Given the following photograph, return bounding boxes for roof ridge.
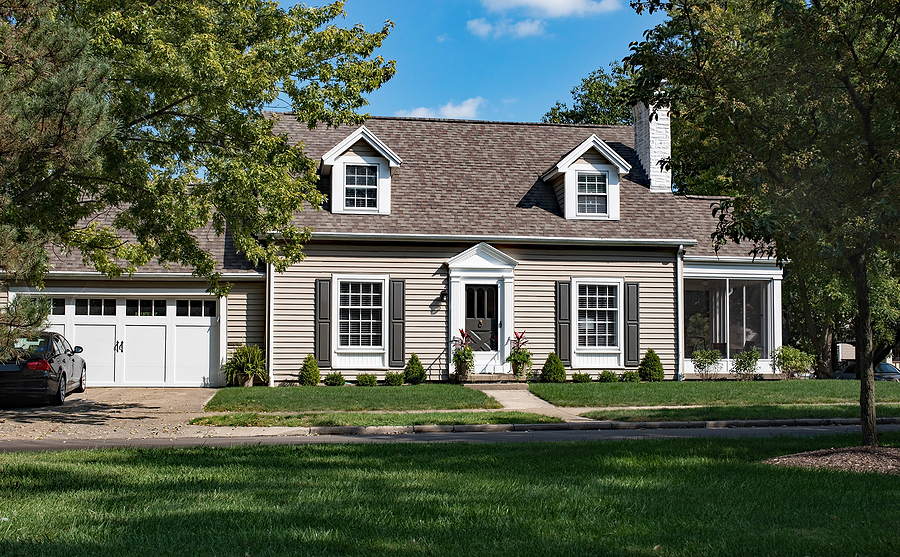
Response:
[264,110,632,129]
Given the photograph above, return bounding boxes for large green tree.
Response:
[628,0,900,446]
[542,61,634,125]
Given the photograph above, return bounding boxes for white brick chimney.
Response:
[632,102,672,193]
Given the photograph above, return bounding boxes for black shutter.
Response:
[556,281,571,366]
[314,279,331,368]
[624,282,640,367]
[389,279,406,368]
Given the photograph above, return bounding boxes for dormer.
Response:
[541,135,631,221]
[321,126,402,215]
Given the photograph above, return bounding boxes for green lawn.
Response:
[205,384,502,412]
[1,434,898,556]
[530,380,900,407]
[581,403,900,422]
[191,411,562,427]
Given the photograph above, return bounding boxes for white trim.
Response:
[218,295,228,387]
[266,261,275,387]
[676,245,685,380]
[683,259,783,280]
[563,164,621,221]
[571,278,625,367]
[321,125,402,169]
[331,156,392,215]
[304,231,698,247]
[331,273,390,369]
[542,134,631,180]
[43,271,264,279]
[12,285,221,297]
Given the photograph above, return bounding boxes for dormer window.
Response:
[345,165,378,209]
[577,172,608,215]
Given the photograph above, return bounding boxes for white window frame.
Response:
[576,171,609,216]
[571,277,624,356]
[564,163,620,220]
[331,274,389,369]
[331,155,392,215]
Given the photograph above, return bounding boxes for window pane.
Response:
[176,300,189,316]
[51,299,65,315]
[577,284,618,348]
[337,281,383,348]
[89,299,102,316]
[103,299,116,316]
[204,300,216,317]
[126,299,138,316]
[190,300,202,316]
[154,300,167,317]
[75,299,88,315]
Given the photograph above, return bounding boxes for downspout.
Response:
[266,261,275,387]
[676,244,685,380]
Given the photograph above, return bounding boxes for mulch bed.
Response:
[765,446,900,475]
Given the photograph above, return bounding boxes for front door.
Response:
[466,284,499,373]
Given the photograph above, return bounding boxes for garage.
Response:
[14,289,225,387]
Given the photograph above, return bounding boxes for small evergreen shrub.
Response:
[620,370,640,383]
[571,372,592,383]
[638,348,665,382]
[404,353,426,385]
[731,347,760,380]
[356,373,377,387]
[540,352,566,383]
[598,369,619,383]
[384,371,405,386]
[222,344,267,386]
[691,349,722,381]
[298,354,320,386]
[323,371,345,386]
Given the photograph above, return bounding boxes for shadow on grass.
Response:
[1,433,898,556]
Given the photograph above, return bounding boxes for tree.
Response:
[627,0,900,446]
[542,61,634,125]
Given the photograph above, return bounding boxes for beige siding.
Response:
[344,140,379,158]
[0,284,7,307]
[271,244,679,383]
[575,147,611,166]
[551,174,565,212]
[226,282,266,354]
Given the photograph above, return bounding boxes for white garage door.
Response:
[40,296,221,387]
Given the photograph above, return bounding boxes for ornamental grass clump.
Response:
[620,370,640,383]
[222,344,267,387]
[598,369,619,383]
[540,352,566,383]
[298,354,320,386]
[571,372,592,383]
[356,373,376,387]
[691,349,722,381]
[638,348,664,382]
[323,372,345,386]
[384,371,405,386]
[404,353,426,385]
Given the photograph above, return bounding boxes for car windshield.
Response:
[12,335,50,354]
[876,363,900,375]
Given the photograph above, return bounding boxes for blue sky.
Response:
[313,0,667,123]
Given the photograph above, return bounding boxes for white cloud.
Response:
[436,33,449,43]
[481,0,623,17]
[466,17,547,39]
[502,97,518,105]
[394,97,486,120]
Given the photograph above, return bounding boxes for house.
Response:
[4,105,783,386]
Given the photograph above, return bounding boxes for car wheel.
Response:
[50,374,66,406]
[73,365,86,393]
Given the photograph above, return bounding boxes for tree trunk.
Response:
[849,251,878,447]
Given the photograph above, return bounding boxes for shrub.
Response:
[620,370,640,383]
[356,373,377,387]
[222,344,267,386]
[598,369,619,383]
[298,354,320,386]
[505,330,533,381]
[638,348,665,382]
[540,352,566,383]
[771,346,815,378]
[571,372,592,383]
[731,347,760,380]
[404,353,426,385]
[323,372,345,386]
[691,349,722,381]
[451,329,475,383]
[384,371,405,386]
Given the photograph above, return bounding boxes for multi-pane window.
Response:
[577,284,618,347]
[345,165,378,208]
[75,298,116,316]
[577,172,607,215]
[338,281,383,347]
[175,300,216,317]
[126,299,167,317]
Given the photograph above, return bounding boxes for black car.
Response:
[0,332,86,405]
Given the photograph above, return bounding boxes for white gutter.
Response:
[306,231,699,248]
[676,244,685,381]
[682,255,778,264]
[266,261,275,387]
[43,271,265,280]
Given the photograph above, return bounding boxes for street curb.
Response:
[302,417,900,436]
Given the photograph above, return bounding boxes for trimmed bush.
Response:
[356,373,377,387]
[620,370,640,383]
[540,352,566,383]
[404,353,426,385]
[384,371,405,386]
[298,354,320,386]
[571,372,592,383]
[638,348,665,382]
[691,349,722,381]
[731,347,760,380]
[771,346,815,378]
[222,344,267,386]
[323,372,345,386]
[598,369,619,383]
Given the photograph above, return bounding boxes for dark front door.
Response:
[465,284,498,351]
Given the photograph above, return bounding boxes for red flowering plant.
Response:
[505,330,533,381]
[451,329,475,383]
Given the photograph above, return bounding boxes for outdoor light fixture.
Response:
[439,289,448,303]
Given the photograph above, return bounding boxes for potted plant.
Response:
[222,344,267,387]
[505,330,532,381]
[452,329,474,383]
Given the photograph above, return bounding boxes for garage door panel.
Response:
[73,324,117,385]
[176,324,217,386]
[124,324,167,385]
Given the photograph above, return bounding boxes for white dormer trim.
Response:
[321,126,401,216]
[541,134,631,182]
[321,125,402,170]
